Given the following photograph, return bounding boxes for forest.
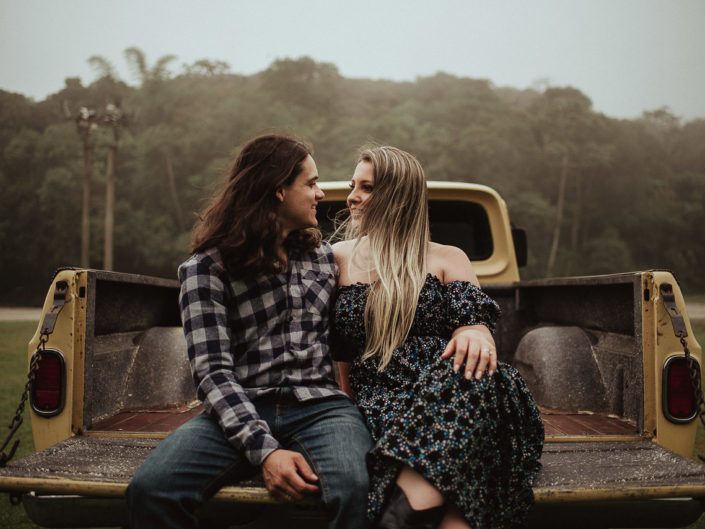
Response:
[1,50,703,305]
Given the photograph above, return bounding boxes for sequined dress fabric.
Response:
[333,274,544,528]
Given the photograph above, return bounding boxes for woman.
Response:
[331,146,544,529]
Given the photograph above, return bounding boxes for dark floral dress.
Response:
[332,274,544,529]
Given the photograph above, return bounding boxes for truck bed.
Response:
[4,269,703,528]
[3,435,705,499]
[4,403,692,503]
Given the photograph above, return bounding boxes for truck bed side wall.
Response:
[83,271,185,428]
[80,271,645,431]
[484,274,643,428]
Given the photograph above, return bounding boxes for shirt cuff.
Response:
[244,432,282,467]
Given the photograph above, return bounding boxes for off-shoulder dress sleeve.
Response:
[444,281,501,334]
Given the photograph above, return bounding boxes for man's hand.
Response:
[261,449,319,502]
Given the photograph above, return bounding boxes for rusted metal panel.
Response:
[541,411,637,436]
[90,405,202,432]
[534,441,705,502]
[86,406,635,437]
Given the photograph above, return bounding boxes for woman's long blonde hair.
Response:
[345,146,430,371]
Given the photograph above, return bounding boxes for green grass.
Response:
[0,321,42,529]
[1,320,704,528]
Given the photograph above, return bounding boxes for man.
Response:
[126,134,372,529]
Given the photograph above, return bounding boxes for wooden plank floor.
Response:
[540,407,637,436]
[90,404,638,437]
[90,404,203,433]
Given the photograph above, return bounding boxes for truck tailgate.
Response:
[1,437,704,503]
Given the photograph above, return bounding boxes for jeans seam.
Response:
[274,399,280,435]
[289,433,328,503]
[198,459,250,502]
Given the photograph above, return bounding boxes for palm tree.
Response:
[87,55,119,81]
[124,47,177,86]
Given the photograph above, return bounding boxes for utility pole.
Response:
[75,107,97,268]
[102,103,124,271]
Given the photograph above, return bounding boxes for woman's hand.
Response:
[337,362,353,397]
[441,325,497,380]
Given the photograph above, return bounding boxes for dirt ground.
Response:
[689,303,705,320]
[0,307,42,321]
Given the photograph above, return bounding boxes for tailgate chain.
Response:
[660,283,705,462]
[0,280,69,467]
[679,336,705,429]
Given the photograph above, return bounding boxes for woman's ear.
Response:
[275,187,285,202]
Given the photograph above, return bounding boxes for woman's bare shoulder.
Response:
[428,242,478,285]
[428,241,467,259]
[332,239,355,256]
[332,239,354,268]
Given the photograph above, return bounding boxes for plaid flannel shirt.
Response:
[178,241,346,466]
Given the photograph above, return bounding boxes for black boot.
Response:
[375,484,445,529]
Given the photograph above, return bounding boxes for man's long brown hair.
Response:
[191,134,321,276]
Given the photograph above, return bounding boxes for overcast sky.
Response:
[2,0,704,121]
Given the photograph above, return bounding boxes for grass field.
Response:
[1,319,704,528]
[0,321,47,529]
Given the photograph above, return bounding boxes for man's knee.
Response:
[127,458,167,506]
[323,462,369,529]
[327,433,371,504]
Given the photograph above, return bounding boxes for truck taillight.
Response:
[662,355,699,424]
[30,349,66,417]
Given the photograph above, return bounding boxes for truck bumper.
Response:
[531,498,705,528]
[16,492,705,529]
[18,492,318,528]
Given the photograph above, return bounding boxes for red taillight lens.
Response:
[663,356,698,423]
[31,349,65,417]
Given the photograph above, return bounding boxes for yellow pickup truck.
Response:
[1,181,704,528]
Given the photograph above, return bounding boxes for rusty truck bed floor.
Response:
[88,405,638,437]
[539,407,637,436]
[89,403,203,433]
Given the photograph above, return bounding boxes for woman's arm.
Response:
[337,361,353,396]
[433,243,498,379]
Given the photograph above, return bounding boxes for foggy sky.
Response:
[2,0,704,121]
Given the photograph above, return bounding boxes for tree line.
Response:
[1,51,703,305]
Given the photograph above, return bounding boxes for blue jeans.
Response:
[126,391,372,529]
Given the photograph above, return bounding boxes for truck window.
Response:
[318,200,493,261]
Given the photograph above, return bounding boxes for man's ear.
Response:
[275,187,285,202]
